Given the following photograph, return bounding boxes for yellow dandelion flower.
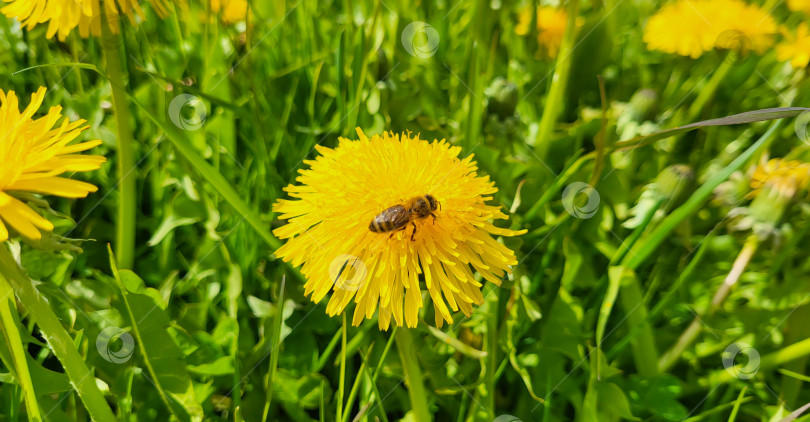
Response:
[643,0,777,58]
[2,0,173,40]
[777,24,810,69]
[0,87,105,242]
[516,6,572,58]
[272,129,525,329]
[749,158,810,199]
[210,0,247,24]
[788,0,810,14]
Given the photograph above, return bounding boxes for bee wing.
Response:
[378,205,411,226]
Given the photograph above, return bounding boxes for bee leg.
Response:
[410,222,418,241]
[431,213,437,224]
[389,226,407,239]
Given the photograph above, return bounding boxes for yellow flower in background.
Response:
[516,6,572,58]
[0,87,105,242]
[788,0,810,14]
[644,0,777,58]
[777,24,810,69]
[210,0,247,24]
[749,159,810,199]
[273,129,525,329]
[2,0,173,40]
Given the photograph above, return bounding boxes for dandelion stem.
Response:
[395,328,431,422]
[0,274,41,421]
[0,246,116,422]
[337,313,347,422]
[484,291,499,419]
[102,24,137,270]
[534,0,581,161]
[659,235,759,372]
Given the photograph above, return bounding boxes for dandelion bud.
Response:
[655,164,695,211]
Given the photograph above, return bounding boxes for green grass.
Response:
[2,0,810,421]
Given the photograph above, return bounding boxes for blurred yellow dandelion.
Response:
[273,129,525,329]
[2,0,173,40]
[643,0,777,58]
[749,158,810,199]
[210,0,247,24]
[787,0,810,14]
[516,6,573,58]
[0,87,105,242]
[777,24,810,69]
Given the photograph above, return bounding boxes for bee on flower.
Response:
[272,129,525,329]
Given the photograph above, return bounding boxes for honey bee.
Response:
[369,195,440,240]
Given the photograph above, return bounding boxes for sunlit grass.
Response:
[0,0,810,421]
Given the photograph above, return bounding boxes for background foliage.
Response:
[2,0,810,421]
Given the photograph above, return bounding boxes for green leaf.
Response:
[597,382,638,420]
[108,247,203,422]
[627,375,688,421]
[614,107,809,151]
[188,356,234,377]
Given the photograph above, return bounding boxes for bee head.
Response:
[425,194,439,212]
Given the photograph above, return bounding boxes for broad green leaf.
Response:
[108,248,203,421]
[597,382,638,420]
